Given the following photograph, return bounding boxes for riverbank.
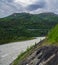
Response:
[0,37,34,45]
[0,37,45,65]
[11,38,46,65]
[11,38,58,65]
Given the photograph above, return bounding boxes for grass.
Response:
[48,24,58,43]
[41,39,58,46]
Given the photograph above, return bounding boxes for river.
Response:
[0,37,45,65]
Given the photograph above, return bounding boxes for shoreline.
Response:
[10,37,46,65]
[0,37,45,65]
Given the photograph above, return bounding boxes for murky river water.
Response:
[0,37,45,65]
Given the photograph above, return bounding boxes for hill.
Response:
[11,24,58,65]
[48,24,58,43]
[0,13,58,44]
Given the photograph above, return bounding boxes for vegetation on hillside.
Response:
[48,24,58,43]
[0,13,58,44]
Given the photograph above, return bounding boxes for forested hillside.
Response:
[0,13,58,44]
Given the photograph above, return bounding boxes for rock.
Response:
[21,46,58,65]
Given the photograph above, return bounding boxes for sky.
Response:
[0,0,58,18]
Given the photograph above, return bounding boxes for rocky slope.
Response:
[20,46,58,65]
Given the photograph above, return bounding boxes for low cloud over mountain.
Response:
[0,0,58,18]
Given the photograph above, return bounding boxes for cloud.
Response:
[0,0,25,17]
[0,0,58,18]
[29,0,58,14]
[26,1,46,11]
[6,0,14,2]
[45,0,58,14]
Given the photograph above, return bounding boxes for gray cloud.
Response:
[26,1,46,11]
[0,0,14,3]
[0,0,25,18]
[0,0,58,18]
[7,0,14,2]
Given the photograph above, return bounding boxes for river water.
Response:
[0,37,45,65]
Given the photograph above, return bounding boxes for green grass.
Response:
[41,24,58,46]
[48,24,58,44]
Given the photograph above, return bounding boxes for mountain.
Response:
[0,12,58,44]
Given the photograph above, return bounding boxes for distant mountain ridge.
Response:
[6,12,58,18]
[0,12,58,44]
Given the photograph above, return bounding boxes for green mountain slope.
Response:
[48,24,58,43]
[0,13,58,44]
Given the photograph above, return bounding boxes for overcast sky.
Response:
[0,0,58,18]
